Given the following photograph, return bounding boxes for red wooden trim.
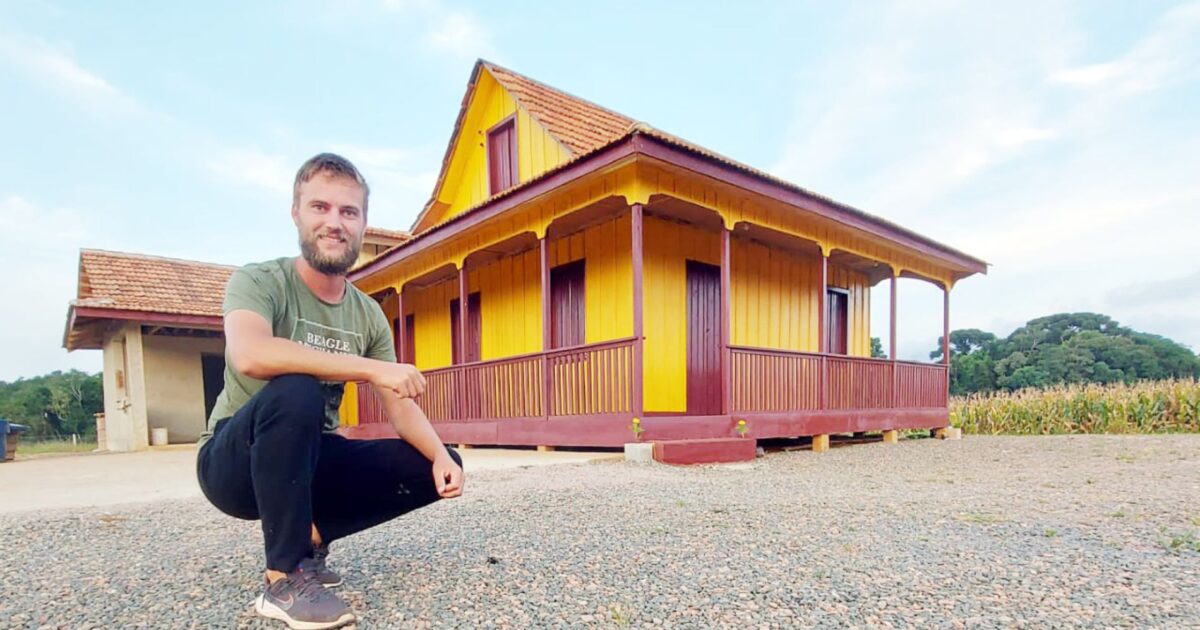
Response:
[942,286,950,366]
[890,274,898,410]
[72,307,223,329]
[943,286,951,401]
[395,290,405,362]
[818,254,828,409]
[539,237,551,417]
[720,227,731,416]
[353,139,639,280]
[631,203,645,420]
[356,133,985,284]
[633,135,988,273]
[889,276,897,360]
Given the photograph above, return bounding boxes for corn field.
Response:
[951,378,1200,435]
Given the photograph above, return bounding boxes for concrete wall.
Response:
[142,334,225,443]
[101,322,149,452]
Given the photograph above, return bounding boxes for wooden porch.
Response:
[347,340,949,446]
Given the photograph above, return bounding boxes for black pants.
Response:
[197,374,461,572]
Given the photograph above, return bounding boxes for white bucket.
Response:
[150,427,169,446]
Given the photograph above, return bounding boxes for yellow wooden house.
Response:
[342,60,987,446]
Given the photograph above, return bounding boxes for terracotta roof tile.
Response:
[74,249,235,318]
[484,62,635,155]
[364,226,412,242]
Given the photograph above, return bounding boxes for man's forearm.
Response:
[237,336,380,383]
[376,387,450,462]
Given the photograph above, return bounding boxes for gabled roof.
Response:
[484,61,634,155]
[411,60,637,233]
[74,249,234,317]
[65,249,235,350]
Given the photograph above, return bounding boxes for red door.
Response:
[450,293,482,364]
[686,261,722,415]
[825,289,848,355]
[550,261,585,348]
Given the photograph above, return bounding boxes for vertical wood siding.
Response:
[431,70,571,227]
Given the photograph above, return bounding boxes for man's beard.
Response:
[299,230,361,275]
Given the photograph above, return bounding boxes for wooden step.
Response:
[653,438,756,465]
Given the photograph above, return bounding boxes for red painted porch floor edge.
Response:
[653,438,756,465]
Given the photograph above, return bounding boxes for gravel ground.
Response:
[3,434,1199,629]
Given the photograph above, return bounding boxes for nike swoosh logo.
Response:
[276,593,295,610]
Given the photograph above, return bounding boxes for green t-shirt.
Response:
[198,257,395,448]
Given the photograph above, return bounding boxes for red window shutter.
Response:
[550,261,585,348]
[487,117,517,195]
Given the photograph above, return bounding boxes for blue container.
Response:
[0,419,8,462]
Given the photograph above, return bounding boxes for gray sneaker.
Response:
[254,566,356,629]
[310,544,343,588]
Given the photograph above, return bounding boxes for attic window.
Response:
[487,116,518,195]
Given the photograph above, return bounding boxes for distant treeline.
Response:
[927,313,1199,396]
[0,370,103,440]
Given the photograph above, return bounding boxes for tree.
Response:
[931,312,1200,395]
[870,337,886,358]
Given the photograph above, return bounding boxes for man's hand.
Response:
[369,362,427,399]
[432,452,464,499]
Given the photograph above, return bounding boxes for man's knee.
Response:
[258,374,325,426]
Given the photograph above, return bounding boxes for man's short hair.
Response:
[292,153,370,215]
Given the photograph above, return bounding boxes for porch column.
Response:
[458,266,468,363]
[943,283,951,402]
[540,236,552,419]
[395,288,405,363]
[942,284,950,366]
[818,250,828,410]
[720,225,732,416]
[457,265,468,419]
[890,273,898,408]
[631,203,645,421]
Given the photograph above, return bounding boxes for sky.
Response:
[1,0,1197,381]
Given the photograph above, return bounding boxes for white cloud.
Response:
[424,10,494,59]
[331,143,437,229]
[376,0,495,60]
[1048,1,1200,94]
[0,33,143,114]
[0,195,102,381]
[206,148,294,198]
[771,2,1200,355]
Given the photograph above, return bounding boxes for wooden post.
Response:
[812,434,830,453]
[942,285,950,366]
[395,287,405,363]
[540,236,552,419]
[818,251,828,410]
[943,283,951,404]
[890,273,898,409]
[631,204,645,422]
[720,226,732,416]
[457,265,468,420]
[882,429,899,444]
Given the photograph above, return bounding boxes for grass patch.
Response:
[959,512,1004,525]
[15,438,97,457]
[1159,529,1200,554]
[1043,528,1058,538]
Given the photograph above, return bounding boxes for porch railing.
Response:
[355,337,636,424]
[356,340,947,426]
[730,345,947,413]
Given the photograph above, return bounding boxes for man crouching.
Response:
[196,153,463,629]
